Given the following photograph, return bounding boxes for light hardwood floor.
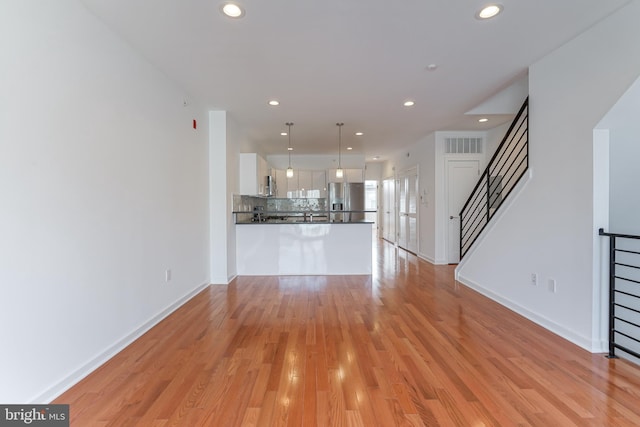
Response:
[56,238,640,426]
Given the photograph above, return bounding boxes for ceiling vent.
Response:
[445,137,483,154]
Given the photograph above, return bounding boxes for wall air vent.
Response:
[445,137,483,154]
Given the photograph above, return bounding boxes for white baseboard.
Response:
[33,282,210,404]
[418,252,448,265]
[456,274,597,353]
[592,340,608,354]
[418,253,435,264]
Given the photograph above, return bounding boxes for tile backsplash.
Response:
[233,195,327,213]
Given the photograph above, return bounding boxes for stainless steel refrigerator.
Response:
[328,182,365,222]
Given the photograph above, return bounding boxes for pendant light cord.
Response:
[286,122,294,178]
[337,122,344,169]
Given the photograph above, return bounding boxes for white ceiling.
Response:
[80,0,631,161]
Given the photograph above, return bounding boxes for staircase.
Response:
[459,97,529,258]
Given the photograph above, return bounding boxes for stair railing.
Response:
[459,97,529,259]
[599,228,640,360]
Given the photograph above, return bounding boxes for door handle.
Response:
[450,215,459,219]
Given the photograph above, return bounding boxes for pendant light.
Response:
[336,122,344,178]
[286,122,294,178]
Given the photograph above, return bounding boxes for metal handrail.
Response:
[459,97,529,258]
[599,228,640,360]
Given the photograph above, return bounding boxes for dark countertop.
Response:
[233,210,375,225]
[235,220,374,225]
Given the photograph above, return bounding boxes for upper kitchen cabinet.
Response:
[273,169,326,197]
[297,170,313,195]
[312,171,327,197]
[239,153,269,195]
[327,168,364,183]
[274,169,288,197]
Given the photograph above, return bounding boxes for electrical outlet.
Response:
[165,269,172,282]
[548,278,556,293]
[530,273,537,286]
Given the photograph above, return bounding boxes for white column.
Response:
[209,111,230,284]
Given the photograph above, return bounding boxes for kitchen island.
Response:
[235,221,373,275]
[233,194,374,275]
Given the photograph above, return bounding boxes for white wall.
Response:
[485,122,512,162]
[209,112,244,283]
[456,1,640,352]
[0,1,210,402]
[385,129,503,264]
[226,115,243,279]
[466,74,529,115]
[599,76,640,235]
[594,77,640,355]
[383,133,437,262]
[364,162,383,181]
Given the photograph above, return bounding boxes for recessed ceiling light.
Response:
[280,132,287,136]
[476,4,503,20]
[373,156,380,160]
[478,118,489,123]
[347,147,353,151]
[221,2,245,18]
[403,100,415,107]
[426,64,438,71]
[268,100,279,106]
[355,132,364,136]
[287,147,293,151]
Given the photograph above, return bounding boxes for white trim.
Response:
[592,129,610,354]
[418,253,435,264]
[381,176,397,244]
[396,165,419,254]
[456,274,598,352]
[418,252,448,265]
[32,282,210,404]
[444,156,483,264]
[211,276,231,285]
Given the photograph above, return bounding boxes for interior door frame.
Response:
[444,155,482,264]
[397,166,419,254]
[382,176,396,244]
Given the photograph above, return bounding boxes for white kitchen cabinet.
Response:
[236,223,373,275]
[239,153,268,195]
[297,170,312,194]
[312,171,327,197]
[274,169,288,197]
[275,169,300,197]
[273,169,326,197]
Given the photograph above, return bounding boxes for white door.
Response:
[407,172,418,253]
[398,168,418,254]
[382,178,396,243]
[447,160,480,263]
[364,180,378,230]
